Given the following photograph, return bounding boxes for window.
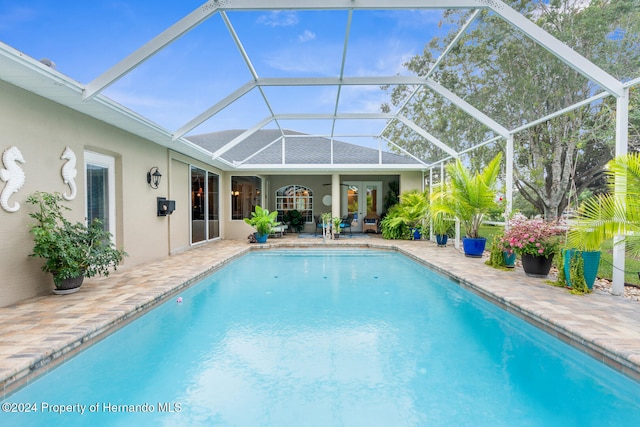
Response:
[231,176,262,220]
[275,185,313,223]
[85,151,115,241]
[192,166,220,243]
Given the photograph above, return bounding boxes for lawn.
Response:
[596,239,640,286]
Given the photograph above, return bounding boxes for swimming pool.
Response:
[2,248,640,426]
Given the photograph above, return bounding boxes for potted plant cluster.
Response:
[431,152,503,257]
[27,191,126,294]
[380,190,429,240]
[503,213,564,277]
[244,205,279,243]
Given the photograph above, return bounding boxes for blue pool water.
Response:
[3,249,640,426]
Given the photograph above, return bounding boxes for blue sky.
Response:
[0,1,450,147]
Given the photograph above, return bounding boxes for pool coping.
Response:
[1,237,640,398]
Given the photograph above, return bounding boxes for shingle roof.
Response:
[187,130,421,166]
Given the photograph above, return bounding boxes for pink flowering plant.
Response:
[503,214,564,258]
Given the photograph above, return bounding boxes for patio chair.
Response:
[339,214,354,236]
[362,214,380,234]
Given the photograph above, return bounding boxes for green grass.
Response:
[596,240,640,286]
[478,223,504,241]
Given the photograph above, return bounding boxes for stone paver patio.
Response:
[1,235,639,398]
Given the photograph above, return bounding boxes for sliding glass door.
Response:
[191,166,219,244]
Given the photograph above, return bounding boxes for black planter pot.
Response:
[521,253,554,278]
[53,275,84,295]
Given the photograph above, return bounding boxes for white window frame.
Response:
[84,151,116,241]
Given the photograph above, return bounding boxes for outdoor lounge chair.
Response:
[362,215,380,234]
[339,214,354,235]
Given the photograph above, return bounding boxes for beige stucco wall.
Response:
[0,80,174,307]
[169,156,192,252]
[398,171,424,194]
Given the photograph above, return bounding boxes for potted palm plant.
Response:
[27,192,126,294]
[431,211,453,247]
[431,152,503,257]
[244,205,279,243]
[565,153,640,290]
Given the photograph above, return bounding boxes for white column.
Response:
[429,168,434,242]
[505,135,514,219]
[331,173,341,219]
[612,89,629,296]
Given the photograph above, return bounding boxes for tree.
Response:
[382,0,640,219]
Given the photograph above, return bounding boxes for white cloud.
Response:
[263,43,341,75]
[257,11,299,27]
[298,30,316,43]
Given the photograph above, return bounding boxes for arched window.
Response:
[276,185,313,223]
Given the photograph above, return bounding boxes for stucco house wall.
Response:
[0,80,175,306]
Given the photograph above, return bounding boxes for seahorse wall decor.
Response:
[60,146,77,201]
[0,146,26,213]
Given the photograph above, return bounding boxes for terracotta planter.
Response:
[521,253,554,278]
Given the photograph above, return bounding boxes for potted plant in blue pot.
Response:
[431,153,503,257]
[431,211,452,247]
[244,206,279,243]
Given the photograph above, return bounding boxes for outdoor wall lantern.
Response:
[147,167,162,189]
